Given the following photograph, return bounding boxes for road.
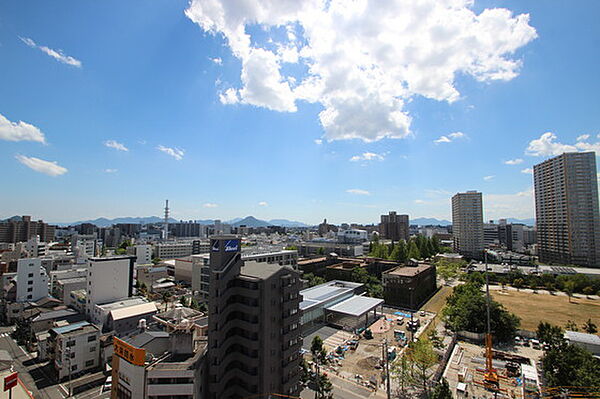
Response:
[300,373,386,399]
[0,326,109,399]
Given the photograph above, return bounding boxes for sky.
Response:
[1,0,599,225]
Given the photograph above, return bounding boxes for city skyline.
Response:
[2,1,600,224]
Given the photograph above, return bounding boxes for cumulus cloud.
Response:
[349,152,385,162]
[210,57,222,65]
[314,139,323,145]
[20,36,82,67]
[203,203,218,208]
[504,158,523,165]
[521,168,533,174]
[346,188,370,196]
[219,88,240,105]
[157,145,184,160]
[0,113,46,143]
[104,169,118,173]
[104,140,128,152]
[414,199,426,204]
[483,175,495,181]
[434,131,467,144]
[185,0,536,142]
[526,132,600,156]
[15,155,67,176]
[258,201,268,206]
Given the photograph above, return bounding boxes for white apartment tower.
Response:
[452,191,484,259]
[534,152,600,267]
[16,258,49,302]
[86,256,135,317]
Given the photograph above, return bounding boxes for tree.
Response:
[429,378,453,399]
[351,267,370,284]
[431,236,441,255]
[536,322,565,348]
[162,292,172,311]
[408,339,438,396]
[564,281,575,303]
[443,282,520,342]
[427,329,444,350]
[513,278,524,290]
[392,355,413,397]
[565,320,578,331]
[311,336,327,364]
[317,247,325,255]
[314,372,334,399]
[300,358,310,385]
[583,286,594,298]
[304,273,326,287]
[542,340,600,389]
[582,319,597,334]
[152,257,162,265]
[407,240,421,260]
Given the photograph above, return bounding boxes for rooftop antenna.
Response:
[164,199,170,240]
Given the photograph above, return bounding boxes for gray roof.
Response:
[127,331,169,348]
[32,308,81,322]
[241,260,290,280]
[325,295,384,317]
[565,330,600,345]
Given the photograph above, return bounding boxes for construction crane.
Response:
[483,249,500,392]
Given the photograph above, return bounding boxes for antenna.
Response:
[164,199,170,240]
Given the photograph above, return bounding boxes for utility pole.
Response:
[384,339,391,399]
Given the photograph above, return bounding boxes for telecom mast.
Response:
[163,199,170,240]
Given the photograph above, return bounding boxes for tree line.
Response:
[369,235,448,261]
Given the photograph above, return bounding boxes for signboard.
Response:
[224,239,239,252]
[211,239,220,252]
[4,372,18,391]
[113,337,146,366]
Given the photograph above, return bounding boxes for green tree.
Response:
[513,278,524,290]
[565,320,578,331]
[314,372,334,399]
[152,257,162,265]
[304,273,326,287]
[536,322,565,348]
[407,240,421,260]
[284,245,298,251]
[542,341,600,388]
[431,236,441,255]
[583,286,594,298]
[408,339,438,396]
[351,267,370,284]
[300,358,310,385]
[311,336,327,364]
[317,247,325,255]
[429,378,453,399]
[582,319,597,334]
[392,355,413,396]
[427,329,444,350]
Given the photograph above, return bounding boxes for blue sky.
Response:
[1,0,599,225]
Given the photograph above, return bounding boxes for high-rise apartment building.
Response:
[379,211,409,241]
[534,152,600,267]
[0,216,55,243]
[452,191,484,259]
[206,236,302,399]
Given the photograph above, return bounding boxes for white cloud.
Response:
[104,140,128,152]
[185,1,536,142]
[104,169,118,173]
[521,168,533,174]
[434,131,467,144]
[526,132,600,156]
[157,145,184,160]
[0,113,46,143]
[414,199,426,204]
[203,203,219,208]
[210,57,222,65]
[483,175,495,181]
[258,201,269,206]
[20,36,82,67]
[314,139,323,145]
[15,155,67,177]
[349,152,385,162]
[219,88,240,105]
[484,188,534,220]
[504,158,523,165]
[346,188,370,196]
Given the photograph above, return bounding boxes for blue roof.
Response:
[52,321,90,334]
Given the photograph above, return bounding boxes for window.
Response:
[89,346,96,352]
[27,280,33,285]
[28,273,34,278]
[27,295,32,299]
[71,365,77,371]
[85,360,94,367]
[27,288,32,292]
[87,335,96,342]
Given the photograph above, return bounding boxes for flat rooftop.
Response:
[110,302,157,321]
[300,280,362,311]
[325,295,383,317]
[384,264,433,277]
[96,296,148,310]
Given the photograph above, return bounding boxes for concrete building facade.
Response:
[206,236,302,399]
[534,152,600,267]
[452,191,484,259]
[86,257,135,318]
[16,258,48,302]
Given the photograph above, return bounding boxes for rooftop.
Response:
[300,280,362,311]
[53,321,99,337]
[96,296,148,310]
[110,302,157,321]
[565,330,600,345]
[384,263,433,277]
[325,295,384,317]
[241,260,290,280]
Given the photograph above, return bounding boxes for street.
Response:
[0,326,110,399]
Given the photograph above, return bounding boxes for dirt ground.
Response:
[491,290,600,331]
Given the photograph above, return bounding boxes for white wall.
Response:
[16,258,48,302]
[86,258,133,316]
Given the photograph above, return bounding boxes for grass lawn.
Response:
[419,285,453,335]
[491,290,600,332]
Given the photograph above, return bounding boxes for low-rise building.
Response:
[45,321,101,380]
[297,242,363,257]
[382,261,437,310]
[565,330,600,356]
[89,296,150,328]
[153,241,210,260]
[16,258,49,302]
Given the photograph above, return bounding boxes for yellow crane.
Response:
[483,250,500,392]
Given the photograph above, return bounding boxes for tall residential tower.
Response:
[379,211,409,241]
[452,191,484,259]
[534,152,600,267]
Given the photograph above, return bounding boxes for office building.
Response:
[154,241,210,260]
[127,244,153,265]
[0,216,55,244]
[452,191,484,259]
[379,212,409,241]
[534,152,600,267]
[206,236,302,398]
[16,258,49,302]
[86,256,135,318]
[382,261,437,309]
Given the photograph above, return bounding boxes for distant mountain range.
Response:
[411,217,452,226]
[505,218,535,226]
